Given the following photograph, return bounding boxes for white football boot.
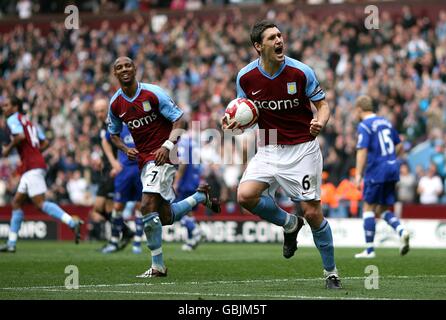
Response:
[354,249,376,258]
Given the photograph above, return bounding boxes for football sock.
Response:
[312,219,336,272]
[142,212,165,271]
[133,210,143,248]
[283,214,298,233]
[251,195,288,226]
[42,201,75,228]
[382,211,404,236]
[110,209,123,245]
[7,209,24,247]
[170,192,206,222]
[363,211,376,253]
[181,216,196,239]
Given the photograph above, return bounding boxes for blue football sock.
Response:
[182,216,196,239]
[363,211,376,253]
[7,209,24,247]
[250,195,287,226]
[133,215,144,248]
[171,192,206,222]
[382,211,404,236]
[110,210,124,245]
[142,213,165,270]
[42,201,75,228]
[312,219,336,272]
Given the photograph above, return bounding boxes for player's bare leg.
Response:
[32,194,83,244]
[92,196,112,221]
[302,200,342,289]
[238,181,303,258]
[90,196,110,243]
[0,192,27,253]
[355,202,377,259]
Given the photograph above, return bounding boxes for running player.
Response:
[0,96,82,252]
[222,20,342,289]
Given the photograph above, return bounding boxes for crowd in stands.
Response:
[0,1,403,18]
[1,4,446,217]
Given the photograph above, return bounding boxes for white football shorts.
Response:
[17,168,48,198]
[141,162,176,203]
[240,139,322,202]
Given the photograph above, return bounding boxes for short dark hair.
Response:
[250,20,278,49]
[10,96,23,113]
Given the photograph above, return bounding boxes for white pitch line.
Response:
[1,274,446,291]
[22,288,405,300]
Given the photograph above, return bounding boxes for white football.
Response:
[224,98,258,130]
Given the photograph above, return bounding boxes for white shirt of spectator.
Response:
[17,0,32,19]
[418,175,444,204]
[67,174,90,205]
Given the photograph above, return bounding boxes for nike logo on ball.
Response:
[252,90,262,95]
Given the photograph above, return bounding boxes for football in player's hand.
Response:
[224,98,258,131]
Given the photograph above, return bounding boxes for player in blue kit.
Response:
[174,129,203,251]
[354,95,410,258]
[101,124,143,254]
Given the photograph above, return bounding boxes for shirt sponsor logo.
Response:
[253,98,300,111]
[126,113,158,130]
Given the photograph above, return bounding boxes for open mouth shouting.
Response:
[274,45,284,59]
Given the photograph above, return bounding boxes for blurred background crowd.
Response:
[0,0,445,218]
[0,1,376,18]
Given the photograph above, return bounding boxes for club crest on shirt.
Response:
[143,101,151,112]
[287,82,297,95]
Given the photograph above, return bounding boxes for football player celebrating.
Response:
[222,20,342,289]
[108,57,220,278]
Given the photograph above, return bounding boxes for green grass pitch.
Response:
[0,241,445,300]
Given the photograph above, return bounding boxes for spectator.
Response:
[320,171,340,218]
[124,0,139,12]
[435,11,446,42]
[417,163,444,204]
[335,168,362,217]
[431,141,446,180]
[16,0,32,19]
[66,170,92,205]
[397,163,417,203]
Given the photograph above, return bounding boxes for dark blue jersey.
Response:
[356,115,401,183]
[177,134,201,194]
[106,124,137,167]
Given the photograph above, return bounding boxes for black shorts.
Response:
[96,175,115,199]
